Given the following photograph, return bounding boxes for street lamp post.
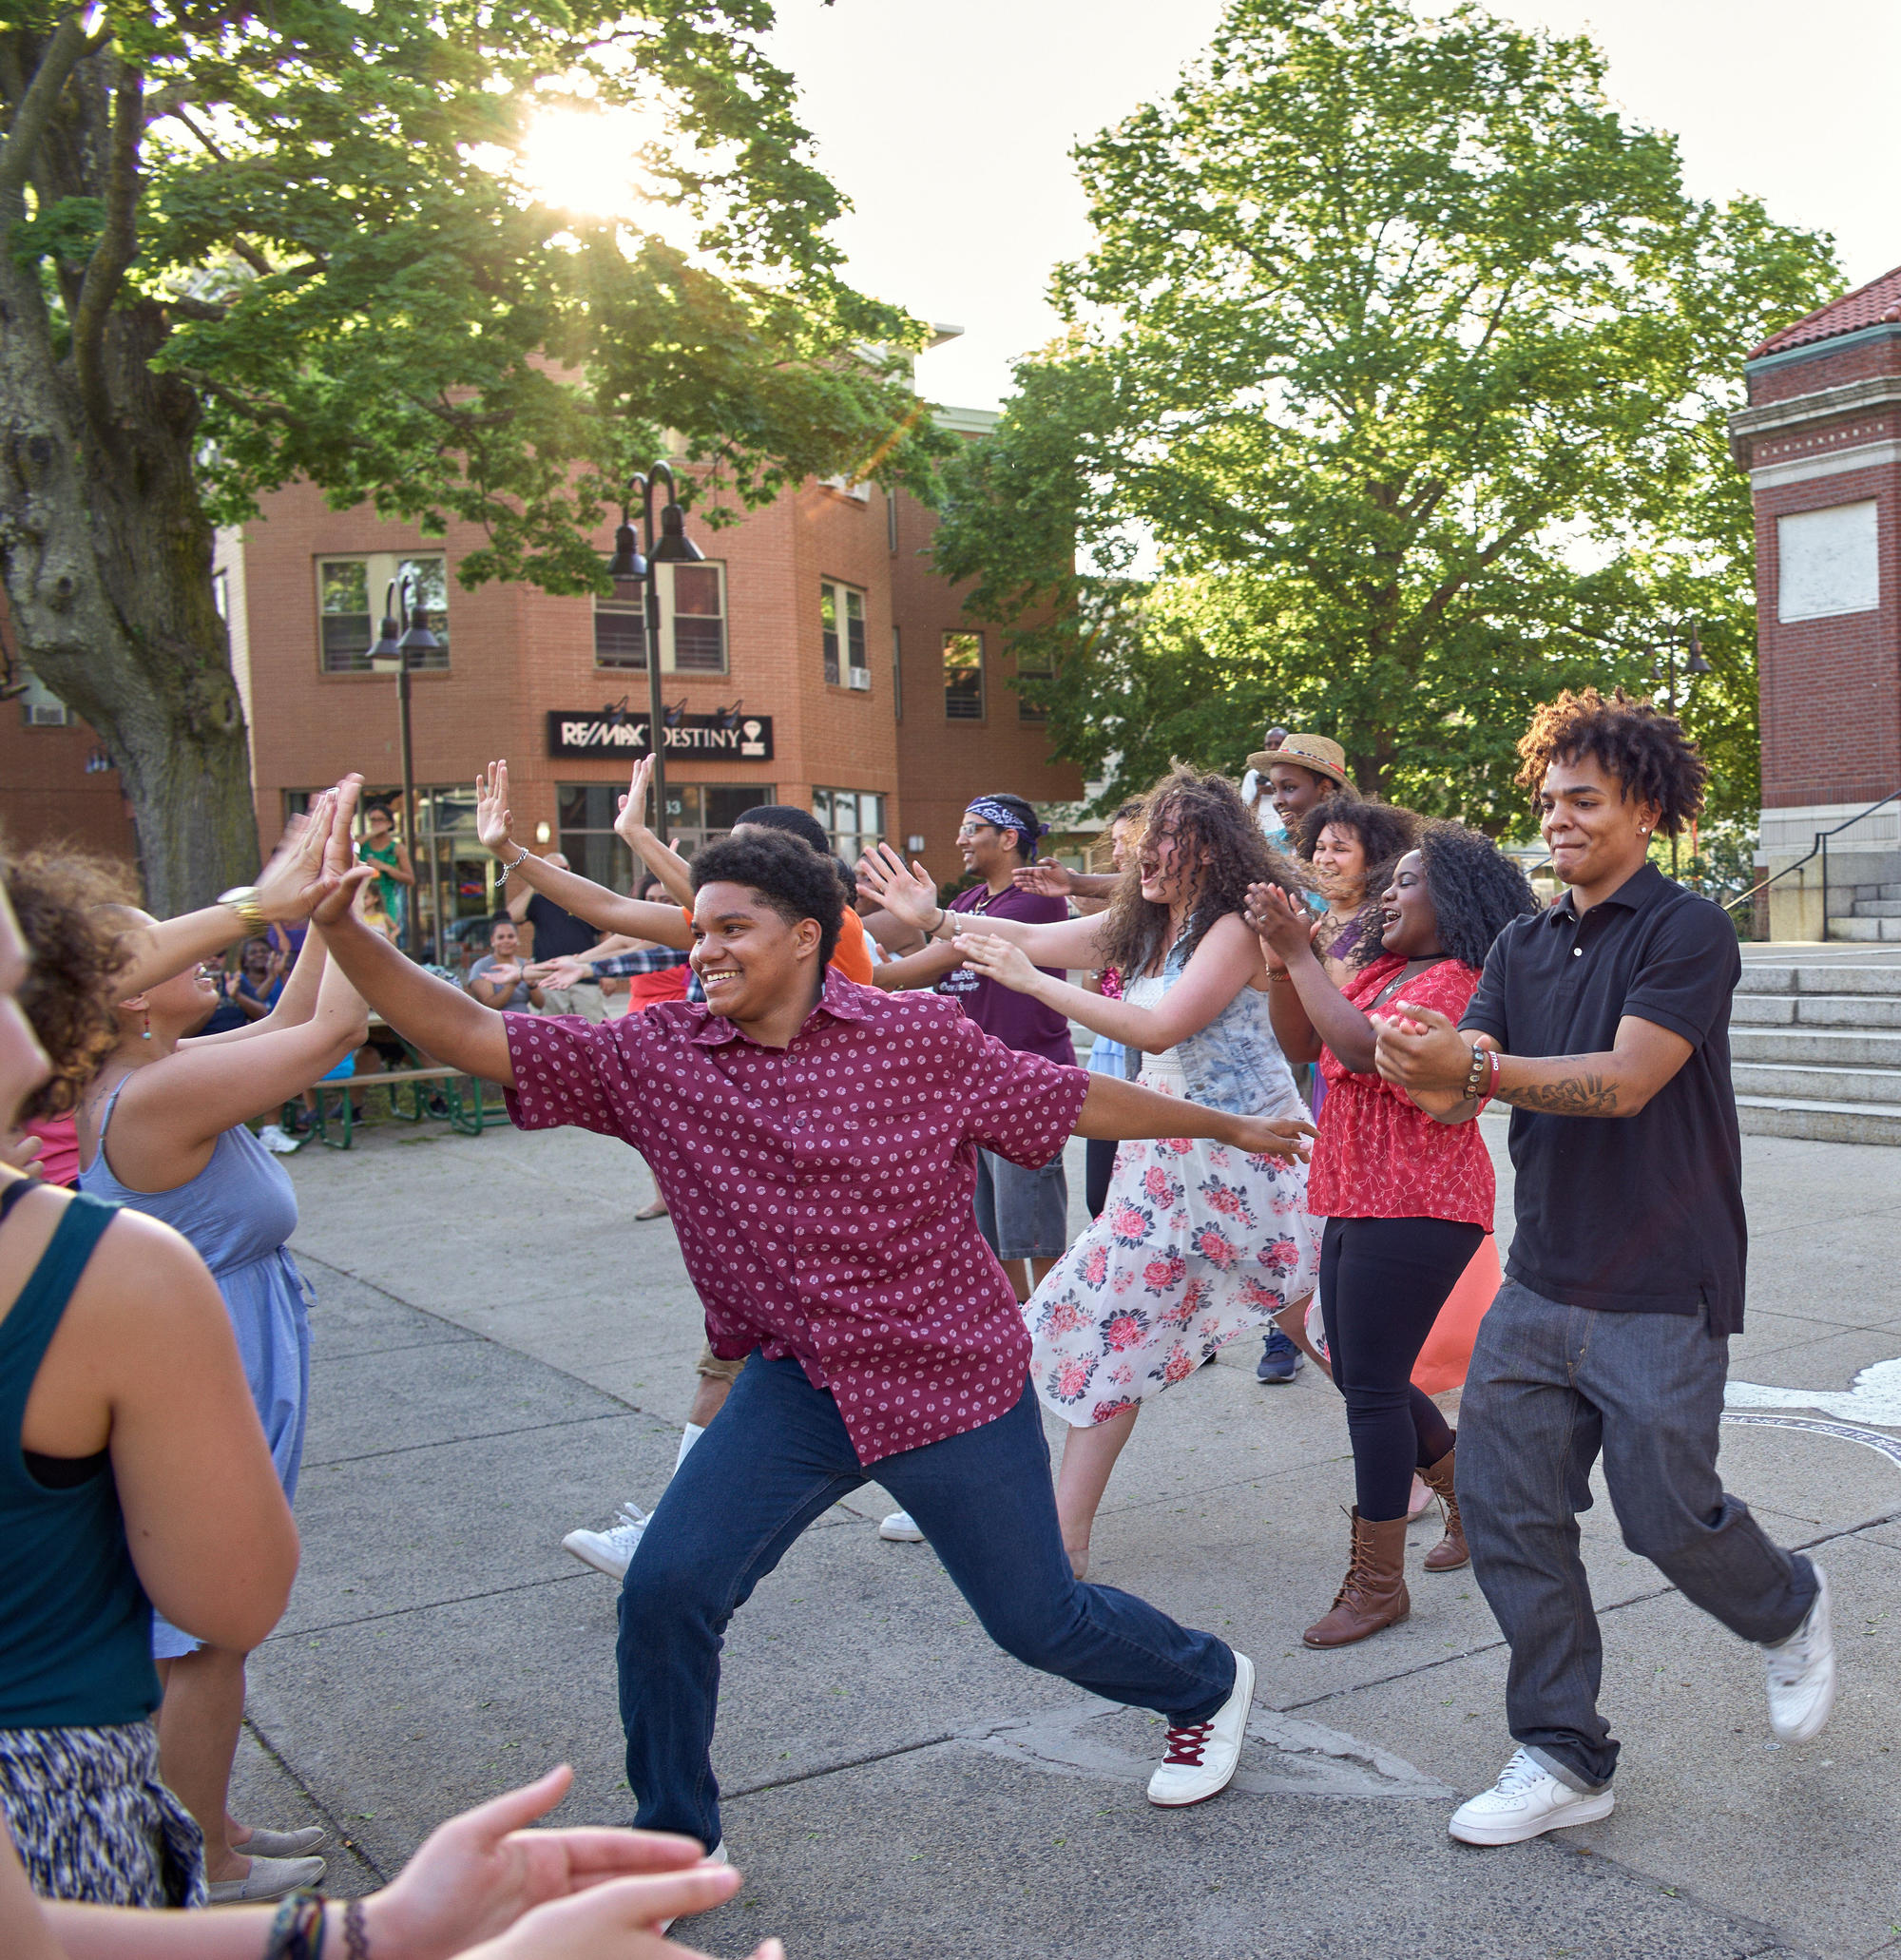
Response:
[605,461,703,851]
[367,575,441,955]
[1649,619,1711,875]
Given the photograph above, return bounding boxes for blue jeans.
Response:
[1461,1281,1816,1792]
[617,1353,1236,1845]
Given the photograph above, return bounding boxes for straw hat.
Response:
[1244,730,1356,794]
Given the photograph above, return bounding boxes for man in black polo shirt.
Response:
[1374,688,1834,1848]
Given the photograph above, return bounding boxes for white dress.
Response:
[1024,970,1321,1427]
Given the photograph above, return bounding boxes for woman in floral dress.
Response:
[874,768,1323,1579]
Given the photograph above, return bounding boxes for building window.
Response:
[558,780,768,887]
[212,570,229,621]
[595,563,727,674]
[814,789,886,864]
[317,553,450,673]
[1015,644,1052,724]
[17,666,70,727]
[943,631,984,721]
[821,579,868,688]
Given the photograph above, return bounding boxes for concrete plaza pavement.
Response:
[232,1105,1901,1958]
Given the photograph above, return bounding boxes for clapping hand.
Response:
[355,1765,775,1960]
[951,931,1041,994]
[855,843,939,931]
[1009,861,1071,898]
[476,762,516,858]
[1242,881,1315,965]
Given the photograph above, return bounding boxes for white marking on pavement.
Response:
[964,1696,1454,1799]
[1725,1357,1901,1429]
[1722,1409,1901,1472]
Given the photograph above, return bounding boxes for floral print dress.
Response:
[1026,971,1320,1428]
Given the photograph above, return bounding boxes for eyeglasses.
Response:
[955,822,997,842]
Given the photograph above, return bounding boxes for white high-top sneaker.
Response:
[1764,1564,1835,1744]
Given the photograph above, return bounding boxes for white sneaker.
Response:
[879,1509,925,1543]
[1764,1563,1835,1743]
[658,1841,727,1934]
[1146,1651,1254,1807]
[561,1505,649,1580]
[1448,1748,1614,1845]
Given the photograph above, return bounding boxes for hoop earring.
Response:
[140,1009,151,1042]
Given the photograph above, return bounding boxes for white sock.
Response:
[673,1423,705,1475]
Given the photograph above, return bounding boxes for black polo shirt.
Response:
[1460,862,1746,1334]
[523,893,598,965]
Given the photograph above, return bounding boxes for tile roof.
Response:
[1749,264,1901,361]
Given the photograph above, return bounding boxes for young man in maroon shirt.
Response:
[310,787,1313,1880]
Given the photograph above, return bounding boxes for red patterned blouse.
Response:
[1305,953,1494,1229]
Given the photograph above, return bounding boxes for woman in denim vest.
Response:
[860,768,1323,1579]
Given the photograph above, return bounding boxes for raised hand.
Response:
[307,863,378,928]
[255,787,334,920]
[319,774,366,884]
[1224,1112,1316,1162]
[614,755,656,849]
[856,842,939,932]
[951,931,1042,995]
[475,762,515,857]
[1243,880,1315,963]
[1010,861,1070,897]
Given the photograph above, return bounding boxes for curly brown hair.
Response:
[1098,767,1303,978]
[4,845,137,1119]
[1515,687,1709,836]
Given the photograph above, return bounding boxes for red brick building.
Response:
[0,398,1084,943]
[1731,265,1901,938]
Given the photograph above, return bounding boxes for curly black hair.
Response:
[3,845,137,1119]
[691,830,844,969]
[1411,821,1541,970]
[1098,767,1303,978]
[1515,686,1709,836]
[1296,797,1421,881]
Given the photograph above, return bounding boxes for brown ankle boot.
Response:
[1302,1509,1411,1648]
[1418,1445,1469,1572]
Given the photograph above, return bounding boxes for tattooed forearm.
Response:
[1498,1072,1621,1116]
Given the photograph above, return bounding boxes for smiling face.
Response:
[1539,754,1658,896]
[689,880,820,1022]
[489,921,520,962]
[1377,851,1442,959]
[1268,762,1331,827]
[0,889,50,1124]
[956,814,1019,881]
[1311,821,1369,904]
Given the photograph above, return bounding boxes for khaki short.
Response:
[536,984,607,1023]
[696,1340,745,1385]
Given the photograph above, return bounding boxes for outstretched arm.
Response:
[856,843,1104,967]
[475,762,690,948]
[1074,1073,1312,1160]
[614,756,695,911]
[1373,1006,1690,1123]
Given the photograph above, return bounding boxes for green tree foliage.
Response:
[0,0,937,907]
[933,0,1840,833]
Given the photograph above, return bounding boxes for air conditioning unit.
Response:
[26,703,69,727]
[847,668,872,691]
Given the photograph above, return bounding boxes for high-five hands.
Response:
[476,762,515,857]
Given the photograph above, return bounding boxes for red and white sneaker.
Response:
[1145,1651,1254,1807]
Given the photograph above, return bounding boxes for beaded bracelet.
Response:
[263,1891,326,1960]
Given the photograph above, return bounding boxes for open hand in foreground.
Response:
[855,842,939,931]
[950,931,1040,993]
[1009,861,1071,897]
[1224,1112,1316,1162]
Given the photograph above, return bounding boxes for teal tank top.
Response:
[0,1187,159,1728]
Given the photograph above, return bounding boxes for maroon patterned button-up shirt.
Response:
[502,968,1089,1465]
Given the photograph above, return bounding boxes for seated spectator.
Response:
[465,917,542,1011]
[509,853,608,1022]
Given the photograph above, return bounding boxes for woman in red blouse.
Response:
[1249,821,1538,1649]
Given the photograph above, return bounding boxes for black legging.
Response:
[1085,1138,1117,1219]
[1318,1216,1486,1523]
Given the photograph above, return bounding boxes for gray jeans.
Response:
[1460,1279,1816,1791]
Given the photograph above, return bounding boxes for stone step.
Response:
[1735,1094,1901,1146]
[1732,992,1901,1030]
[1738,964,1901,995]
[1731,1060,1901,1106]
[1853,900,1901,918]
[1732,1027,1901,1068]
[1827,916,1901,942]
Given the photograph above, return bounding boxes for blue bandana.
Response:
[965,797,1049,859]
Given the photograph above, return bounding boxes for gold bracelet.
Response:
[216,885,267,937]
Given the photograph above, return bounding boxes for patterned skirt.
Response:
[1024,1056,1321,1427]
[0,1722,205,1905]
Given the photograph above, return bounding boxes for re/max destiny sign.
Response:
[547,712,773,761]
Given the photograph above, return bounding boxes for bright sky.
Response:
[761,0,1900,413]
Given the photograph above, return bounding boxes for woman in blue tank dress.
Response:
[859,768,1323,1579]
[77,909,365,1901]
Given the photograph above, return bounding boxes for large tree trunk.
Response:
[0,47,259,914]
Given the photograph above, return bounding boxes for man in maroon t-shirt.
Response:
[932,794,1076,1302]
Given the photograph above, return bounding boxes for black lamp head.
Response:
[650,502,704,565]
[397,608,442,656]
[1686,623,1710,674]
[606,520,646,583]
